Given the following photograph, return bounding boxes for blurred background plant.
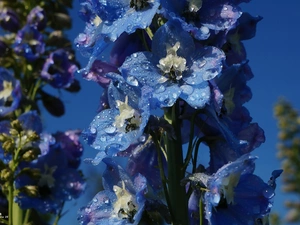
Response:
[272,98,300,225]
[0,0,86,224]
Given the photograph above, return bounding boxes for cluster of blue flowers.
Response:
[0,1,86,224]
[76,0,282,225]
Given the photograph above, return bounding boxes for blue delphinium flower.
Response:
[127,135,167,190]
[82,74,151,165]
[0,67,22,117]
[120,19,225,108]
[186,154,282,225]
[13,25,45,61]
[18,110,43,134]
[0,7,20,32]
[75,0,160,74]
[26,6,47,31]
[41,49,78,89]
[15,130,86,214]
[52,130,83,169]
[159,0,242,41]
[78,158,147,225]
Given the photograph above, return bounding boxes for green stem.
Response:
[23,209,31,224]
[52,202,65,225]
[12,201,23,225]
[8,185,13,225]
[164,102,188,225]
[182,109,201,171]
[151,133,175,222]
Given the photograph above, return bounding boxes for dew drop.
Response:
[126,75,139,86]
[142,63,149,70]
[104,126,116,134]
[262,187,275,199]
[100,136,107,142]
[132,53,138,58]
[90,127,97,134]
[198,59,207,67]
[156,85,166,93]
[139,135,146,142]
[181,84,193,95]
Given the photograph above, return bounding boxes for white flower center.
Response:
[114,96,141,132]
[113,181,138,222]
[0,81,13,101]
[220,172,240,204]
[187,0,202,12]
[157,42,187,83]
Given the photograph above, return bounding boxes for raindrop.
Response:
[156,85,166,93]
[198,59,207,67]
[126,75,139,86]
[104,126,116,134]
[90,127,97,134]
[262,187,275,199]
[100,136,107,142]
[181,85,193,95]
[132,53,138,58]
[142,63,149,70]
[139,135,146,142]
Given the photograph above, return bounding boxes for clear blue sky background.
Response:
[40,0,300,224]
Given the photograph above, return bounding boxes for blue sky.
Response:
[41,0,300,224]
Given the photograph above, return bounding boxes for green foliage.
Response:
[274,98,300,223]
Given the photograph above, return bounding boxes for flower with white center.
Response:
[157,42,187,82]
[114,96,141,133]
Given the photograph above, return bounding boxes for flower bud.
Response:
[2,139,15,153]
[0,133,9,142]
[27,130,40,142]
[21,148,41,161]
[10,119,22,132]
[0,168,12,181]
[19,185,39,197]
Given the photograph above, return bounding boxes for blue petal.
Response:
[180,82,210,109]
[152,19,195,59]
[101,1,160,41]
[190,46,225,83]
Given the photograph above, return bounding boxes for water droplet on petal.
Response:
[198,59,206,67]
[126,75,139,86]
[142,63,149,70]
[181,84,193,95]
[132,53,138,58]
[263,187,275,199]
[104,126,116,134]
[90,127,97,134]
[156,85,166,93]
[100,136,107,142]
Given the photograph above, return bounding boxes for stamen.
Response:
[114,96,141,133]
[130,0,150,11]
[113,181,138,222]
[157,42,187,83]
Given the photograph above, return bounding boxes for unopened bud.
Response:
[0,168,12,181]
[21,148,41,161]
[27,130,40,142]
[0,133,9,142]
[19,185,39,197]
[9,128,19,137]
[11,120,23,132]
[2,139,15,153]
